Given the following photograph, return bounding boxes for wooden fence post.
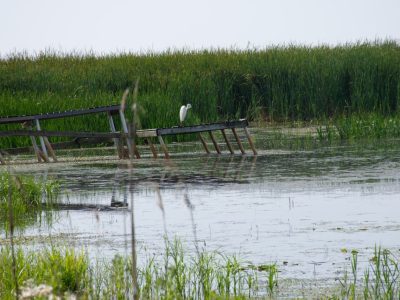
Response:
[107,112,123,159]
[147,138,158,158]
[231,128,245,154]
[198,133,210,154]
[158,135,170,159]
[119,109,135,159]
[221,129,234,154]
[34,119,50,162]
[244,127,257,155]
[208,131,221,154]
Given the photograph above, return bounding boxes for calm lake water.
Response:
[2,137,400,283]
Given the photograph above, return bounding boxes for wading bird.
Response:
[179,103,191,126]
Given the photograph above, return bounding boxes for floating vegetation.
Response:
[0,171,59,232]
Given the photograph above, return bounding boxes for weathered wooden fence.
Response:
[0,105,257,164]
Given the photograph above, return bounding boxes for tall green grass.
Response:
[335,247,400,299]
[0,239,277,299]
[1,242,398,299]
[0,172,59,232]
[0,41,399,148]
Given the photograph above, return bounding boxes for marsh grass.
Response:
[1,41,399,148]
[335,247,400,300]
[0,239,276,299]
[1,240,399,299]
[0,246,89,299]
[0,172,59,232]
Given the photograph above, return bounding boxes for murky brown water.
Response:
[1,138,400,283]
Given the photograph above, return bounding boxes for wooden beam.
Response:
[35,119,50,161]
[30,136,45,162]
[221,129,234,154]
[119,109,135,159]
[244,127,257,155]
[0,130,125,138]
[136,129,157,138]
[198,133,210,154]
[43,137,58,162]
[208,131,221,154]
[231,128,245,154]
[157,120,248,136]
[158,135,170,159]
[0,104,121,124]
[147,138,158,158]
[107,112,123,159]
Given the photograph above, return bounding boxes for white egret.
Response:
[179,103,192,126]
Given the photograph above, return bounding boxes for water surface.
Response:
[2,140,400,282]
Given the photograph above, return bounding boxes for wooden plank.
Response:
[221,129,234,154]
[198,133,210,154]
[158,135,170,159]
[119,110,134,159]
[136,129,157,138]
[107,112,123,159]
[244,127,257,155]
[232,128,245,154]
[35,119,49,159]
[30,136,44,162]
[147,138,158,158]
[157,120,248,136]
[208,131,221,154]
[0,105,121,124]
[0,121,246,139]
[43,137,58,162]
[0,130,125,138]
[0,129,158,139]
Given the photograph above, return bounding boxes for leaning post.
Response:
[208,131,221,154]
[198,133,210,154]
[231,128,245,154]
[243,127,257,155]
[221,129,234,154]
[34,119,50,162]
[119,108,135,159]
[158,135,170,159]
[107,112,123,159]
[146,138,158,159]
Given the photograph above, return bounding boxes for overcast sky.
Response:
[1,0,399,55]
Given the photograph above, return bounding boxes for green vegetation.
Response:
[0,172,59,232]
[314,113,400,142]
[0,41,399,148]
[333,247,400,300]
[0,246,89,299]
[0,239,276,299]
[1,241,399,299]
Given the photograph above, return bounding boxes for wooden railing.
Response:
[0,105,257,164]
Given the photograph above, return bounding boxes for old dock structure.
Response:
[0,104,257,164]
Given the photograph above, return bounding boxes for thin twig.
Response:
[7,167,19,299]
[126,80,140,300]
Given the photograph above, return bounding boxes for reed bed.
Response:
[0,41,399,148]
[1,241,398,299]
[0,239,276,299]
[0,172,59,232]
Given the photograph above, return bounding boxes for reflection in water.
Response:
[3,142,400,281]
[183,191,199,257]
